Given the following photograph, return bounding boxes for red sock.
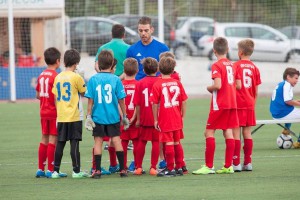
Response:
[224,139,235,168]
[165,145,175,171]
[179,143,186,167]
[233,140,241,166]
[38,143,47,170]
[174,144,184,169]
[91,148,96,170]
[150,140,159,169]
[47,143,55,172]
[136,140,147,168]
[205,137,215,168]
[243,139,253,165]
[121,140,129,169]
[108,146,117,167]
[132,139,139,167]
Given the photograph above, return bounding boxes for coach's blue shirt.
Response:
[270,81,294,118]
[85,72,126,124]
[126,38,169,80]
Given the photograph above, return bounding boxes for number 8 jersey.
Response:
[150,78,188,132]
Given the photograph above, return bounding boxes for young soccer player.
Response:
[232,39,261,172]
[133,57,160,175]
[192,37,238,175]
[51,49,88,179]
[85,50,129,178]
[35,47,66,178]
[151,56,188,177]
[120,58,139,171]
[270,67,300,148]
[159,52,181,81]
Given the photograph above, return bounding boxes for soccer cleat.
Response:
[72,171,90,178]
[51,171,60,179]
[182,166,188,174]
[233,164,242,172]
[109,164,120,173]
[127,142,134,150]
[120,169,128,177]
[91,170,101,179]
[128,161,135,172]
[45,170,52,178]
[242,163,253,171]
[175,168,184,176]
[216,166,234,174]
[157,169,176,177]
[293,141,300,149]
[158,160,167,169]
[133,168,143,175]
[101,167,111,175]
[36,169,46,178]
[149,168,157,176]
[192,165,215,175]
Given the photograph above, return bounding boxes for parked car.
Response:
[108,14,175,48]
[173,16,214,59]
[68,17,139,56]
[279,26,300,40]
[198,22,300,62]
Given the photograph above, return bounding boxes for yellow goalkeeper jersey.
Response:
[52,71,86,122]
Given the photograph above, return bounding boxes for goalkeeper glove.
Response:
[85,115,95,131]
[122,115,130,130]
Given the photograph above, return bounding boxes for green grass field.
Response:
[0,97,299,200]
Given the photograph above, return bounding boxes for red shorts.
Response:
[206,109,239,130]
[179,129,184,139]
[103,136,109,142]
[237,109,256,127]
[139,126,159,141]
[41,119,57,136]
[159,130,181,143]
[120,127,139,140]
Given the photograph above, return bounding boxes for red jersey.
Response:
[35,69,58,119]
[210,58,237,110]
[133,76,158,126]
[158,71,181,81]
[234,60,261,109]
[122,79,138,130]
[150,78,188,132]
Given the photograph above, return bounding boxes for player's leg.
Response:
[232,127,241,172]
[36,119,49,177]
[121,139,129,170]
[46,119,58,177]
[111,135,127,177]
[242,126,253,171]
[107,139,119,173]
[91,136,103,178]
[174,132,184,176]
[158,142,166,169]
[134,139,147,174]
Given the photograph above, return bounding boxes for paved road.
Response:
[78,56,300,97]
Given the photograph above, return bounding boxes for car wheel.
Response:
[286,50,300,63]
[174,45,190,60]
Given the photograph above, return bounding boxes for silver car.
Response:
[198,22,300,62]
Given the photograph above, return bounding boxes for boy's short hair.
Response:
[98,50,114,70]
[159,51,175,60]
[141,57,158,75]
[112,24,125,38]
[138,16,152,26]
[213,37,228,55]
[123,58,138,76]
[44,47,61,65]
[238,39,254,56]
[283,67,300,80]
[159,57,176,75]
[64,49,80,67]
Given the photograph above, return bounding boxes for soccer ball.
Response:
[276,134,293,149]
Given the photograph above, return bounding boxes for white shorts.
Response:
[275,108,300,120]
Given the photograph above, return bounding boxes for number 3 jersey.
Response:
[234,60,261,109]
[211,58,237,110]
[150,78,188,132]
[52,71,86,122]
[36,69,58,119]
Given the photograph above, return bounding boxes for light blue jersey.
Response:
[270,81,294,118]
[126,39,169,80]
[85,72,126,124]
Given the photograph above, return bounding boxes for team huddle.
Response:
[34,15,300,179]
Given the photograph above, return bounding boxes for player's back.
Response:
[134,76,159,126]
[211,58,237,110]
[234,60,261,109]
[122,79,138,120]
[36,69,58,119]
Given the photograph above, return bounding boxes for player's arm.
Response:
[207,78,221,93]
[181,100,187,121]
[135,105,140,127]
[36,91,40,100]
[285,100,300,107]
[130,107,137,124]
[152,103,160,131]
[86,98,93,116]
[236,79,242,90]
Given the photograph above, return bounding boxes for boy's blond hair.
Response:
[123,58,138,76]
[238,39,254,56]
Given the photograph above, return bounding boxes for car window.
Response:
[251,27,277,40]
[280,27,299,39]
[225,27,250,37]
[96,21,113,35]
[175,19,187,29]
[190,21,212,33]
[73,20,96,34]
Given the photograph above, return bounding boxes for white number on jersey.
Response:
[96,84,112,104]
[126,89,135,110]
[226,65,234,84]
[142,88,149,107]
[162,85,180,108]
[243,68,252,88]
[39,77,49,98]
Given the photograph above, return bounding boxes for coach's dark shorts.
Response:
[57,121,82,141]
[93,122,120,138]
